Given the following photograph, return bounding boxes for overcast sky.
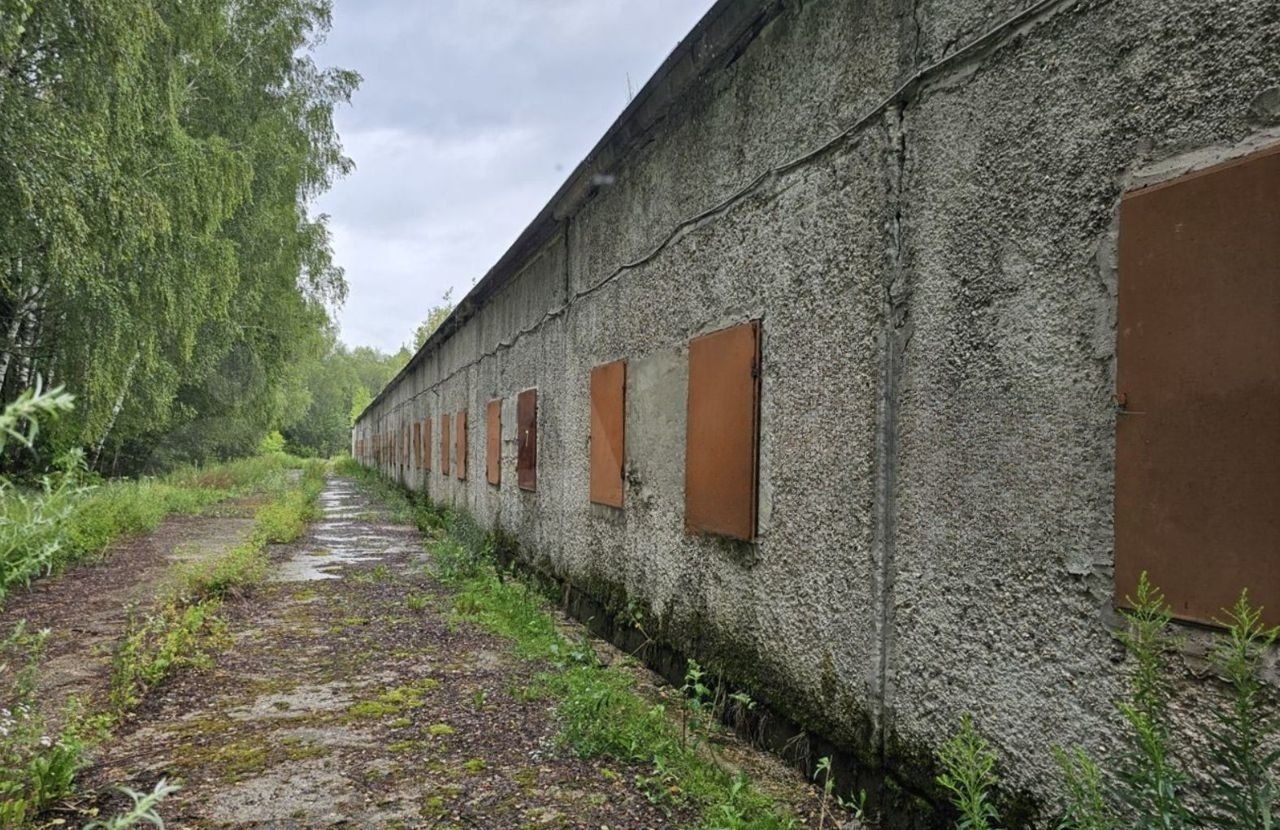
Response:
[311,0,717,353]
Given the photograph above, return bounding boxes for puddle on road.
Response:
[271,480,419,582]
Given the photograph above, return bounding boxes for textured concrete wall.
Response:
[355,0,1280,823]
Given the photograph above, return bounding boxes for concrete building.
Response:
[354,0,1280,825]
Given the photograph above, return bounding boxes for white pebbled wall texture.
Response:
[354,1,1280,826]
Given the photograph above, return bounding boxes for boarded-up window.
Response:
[486,399,502,486]
[590,360,626,507]
[440,415,450,478]
[685,321,761,540]
[1116,144,1280,627]
[517,388,537,491]
[413,422,422,469]
[455,410,467,480]
[422,418,432,471]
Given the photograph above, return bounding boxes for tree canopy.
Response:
[0,0,359,472]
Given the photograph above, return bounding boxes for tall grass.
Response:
[0,452,307,605]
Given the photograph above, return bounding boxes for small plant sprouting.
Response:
[406,592,430,612]
[813,755,867,829]
[814,756,836,830]
[83,777,180,829]
[680,659,711,747]
[936,713,1001,830]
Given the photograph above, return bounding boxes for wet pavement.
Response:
[271,478,416,583]
[81,476,700,829]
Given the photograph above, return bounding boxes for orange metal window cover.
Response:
[516,388,538,491]
[589,360,626,507]
[1115,143,1280,627]
[685,320,761,540]
[486,399,502,486]
[422,418,432,471]
[455,410,467,481]
[440,415,450,478]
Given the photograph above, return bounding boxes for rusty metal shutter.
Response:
[517,388,538,491]
[413,422,422,469]
[1116,144,1280,627]
[440,415,450,478]
[423,418,432,471]
[685,321,761,540]
[590,360,626,507]
[486,399,502,485]
[455,411,467,481]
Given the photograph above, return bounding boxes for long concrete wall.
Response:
[355,0,1280,824]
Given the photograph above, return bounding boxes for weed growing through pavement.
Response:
[110,461,326,713]
[0,623,110,828]
[83,778,180,830]
[337,463,812,830]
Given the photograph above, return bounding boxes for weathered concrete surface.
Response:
[80,476,836,829]
[356,0,1280,821]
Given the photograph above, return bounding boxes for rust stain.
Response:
[685,320,761,540]
[487,399,502,486]
[517,388,538,491]
[440,414,450,478]
[455,410,467,481]
[1116,143,1280,627]
[590,360,626,508]
[423,418,432,471]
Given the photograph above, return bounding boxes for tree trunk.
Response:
[91,351,140,471]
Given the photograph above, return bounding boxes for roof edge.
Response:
[357,0,783,423]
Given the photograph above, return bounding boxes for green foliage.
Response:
[1053,747,1115,830]
[111,459,324,711]
[0,383,76,453]
[959,576,1280,830]
[281,337,407,458]
[82,778,180,830]
[936,714,1001,830]
[1205,592,1279,830]
[1113,575,1194,830]
[0,624,90,827]
[259,431,287,455]
[0,452,308,606]
[413,288,456,350]
[110,599,228,712]
[0,0,358,472]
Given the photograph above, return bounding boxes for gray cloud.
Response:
[311,0,717,352]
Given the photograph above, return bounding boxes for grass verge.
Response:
[0,458,326,828]
[336,458,807,830]
[0,453,312,606]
